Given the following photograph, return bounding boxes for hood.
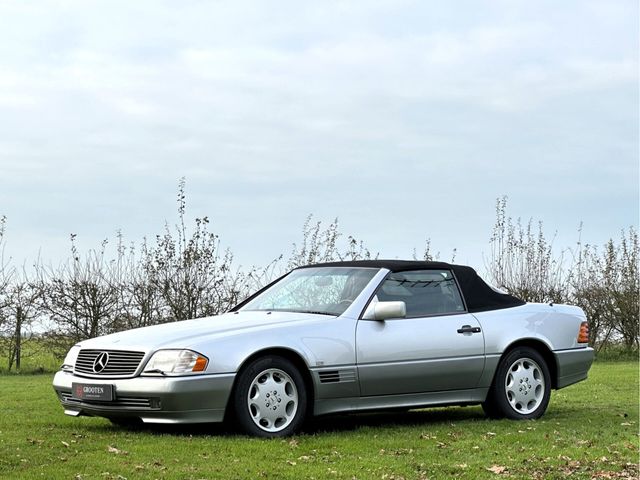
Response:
[77,311,332,352]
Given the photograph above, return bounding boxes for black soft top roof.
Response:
[299,259,452,272]
[301,260,525,313]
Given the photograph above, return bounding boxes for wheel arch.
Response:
[226,347,315,419]
[500,338,559,389]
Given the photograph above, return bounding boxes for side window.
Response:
[376,270,465,317]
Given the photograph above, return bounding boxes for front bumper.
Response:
[554,347,595,389]
[52,371,235,424]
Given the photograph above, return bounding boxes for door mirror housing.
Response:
[364,301,406,321]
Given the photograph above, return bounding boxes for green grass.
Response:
[0,362,638,480]
[0,339,64,375]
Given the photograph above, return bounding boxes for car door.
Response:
[356,269,485,396]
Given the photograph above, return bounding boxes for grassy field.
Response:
[0,362,637,480]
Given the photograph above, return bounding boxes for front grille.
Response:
[74,349,145,377]
[60,392,154,409]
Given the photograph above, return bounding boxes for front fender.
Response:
[188,317,358,375]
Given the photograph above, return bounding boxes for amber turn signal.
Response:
[577,321,589,344]
[193,356,208,372]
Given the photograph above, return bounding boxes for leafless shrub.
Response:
[486,197,569,303]
[571,228,639,350]
[612,228,639,350]
[413,239,457,263]
[144,178,242,320]
[1,187,637,371]
[113,235,165,330]
[286,215,375,270]
[487,197,638,351]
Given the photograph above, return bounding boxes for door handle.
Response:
[457,325,481,334]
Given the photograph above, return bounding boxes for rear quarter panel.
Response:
[474,303,586,354]
[472,303,588,388]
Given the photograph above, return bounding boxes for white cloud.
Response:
[0,0,636,267]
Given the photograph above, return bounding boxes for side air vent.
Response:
[318,371,341,383]
[318,369,357,384]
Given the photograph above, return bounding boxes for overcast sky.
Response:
[0,0,637,271]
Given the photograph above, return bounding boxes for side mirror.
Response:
[371,301,406,321]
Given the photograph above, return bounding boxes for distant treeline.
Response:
[0,182,637,371]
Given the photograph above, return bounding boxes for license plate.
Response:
[72,383,114,401]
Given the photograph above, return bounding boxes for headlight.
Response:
[62,345,81,372]
[142,349,209,376]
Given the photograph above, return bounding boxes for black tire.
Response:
[481,396,503,419]
[233,356,307,438]
[482,347,551,420]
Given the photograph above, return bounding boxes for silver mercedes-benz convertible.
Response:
[53,260,594,437]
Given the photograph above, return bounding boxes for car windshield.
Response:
[239,267,379,316]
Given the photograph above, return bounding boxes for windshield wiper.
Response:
[294,310,336,316]
[268,308,338,317]
[253,308,337,316]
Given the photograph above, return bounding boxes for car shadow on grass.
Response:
[90,405,489,438]
[306,406,488,434]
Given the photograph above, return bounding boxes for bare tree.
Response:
[37,236,120,348]
[0,270,41,370]
[0,216,16,367]
[0,220,44,370]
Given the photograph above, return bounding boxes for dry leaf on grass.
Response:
[487,465,507,474]
[107,445,128,455]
